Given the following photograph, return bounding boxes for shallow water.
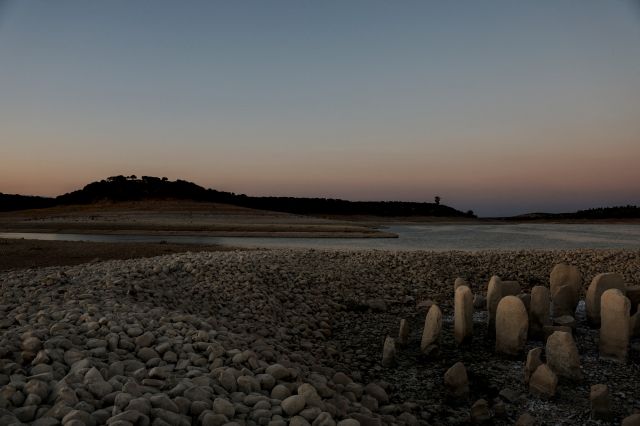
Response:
[2,223,640,251]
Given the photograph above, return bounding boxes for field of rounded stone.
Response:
[1,249,639,426]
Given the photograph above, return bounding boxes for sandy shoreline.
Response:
[0,248,639,425]
[0,201,396,239]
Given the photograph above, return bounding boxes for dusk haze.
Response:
[1,0,639,216]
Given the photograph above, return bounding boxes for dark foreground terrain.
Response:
[0,249,639,425]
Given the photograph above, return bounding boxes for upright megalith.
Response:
[546,331,582,381]
[550,263,581,316]
[529,286,551,339]
[421,304,442,354]
[444,362,469,398]
[398,319,409,346]
[487,276,521,334]
[454,285,473,344]
[382,336,396,367]
[552,285,576,318]
[599,289,631,362]
[486,276,502,334]
[495,296,528,355]
[586,273,626,326]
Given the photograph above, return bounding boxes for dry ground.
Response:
[0,200,394,238]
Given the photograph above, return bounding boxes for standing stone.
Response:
[528,364,557,398]
[552,285,576,318]
[381,336,396,367]
[550,263,581,315]
[590,384,611,420]
[487,276,502,334]
[599,289,631,362]
[398,319,409,346]
[529,286,551,339]
[421,304,442,354]
[454,286,473,344]
[546,331,582,381]
[454,277,469,291]
[586,273,626,326]
[487,277,520,334]
[444,362,469,398]
[518,294,531,312]
[524,347,543,384]
[495,296,528,355]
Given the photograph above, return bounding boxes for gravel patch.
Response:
[1,249,639,425]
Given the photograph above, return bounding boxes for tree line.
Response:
[2,175,476,217]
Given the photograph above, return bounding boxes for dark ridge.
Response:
[2,175,476,217]
[0,193,56,212]
[505,205,640,220]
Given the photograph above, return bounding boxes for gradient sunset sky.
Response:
[1,1,639,216]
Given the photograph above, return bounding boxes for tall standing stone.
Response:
[546,331,582,381]
[552,285,576,318]
[529,286,551,339]
[550,263,581,316]
[495,296,528,355]
[421,304,442,354]
[487,276,520,335]
[586,273,626,326]
[381,336,396,367]
[398,319,409,346]
[487,276,502,334]
[599,289,631,362]
[454,285,473,344]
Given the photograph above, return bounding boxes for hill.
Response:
[508,205,640,221]
[2,175,475,218]
[0,193,55,212]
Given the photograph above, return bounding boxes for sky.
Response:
[1,0,639,217]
